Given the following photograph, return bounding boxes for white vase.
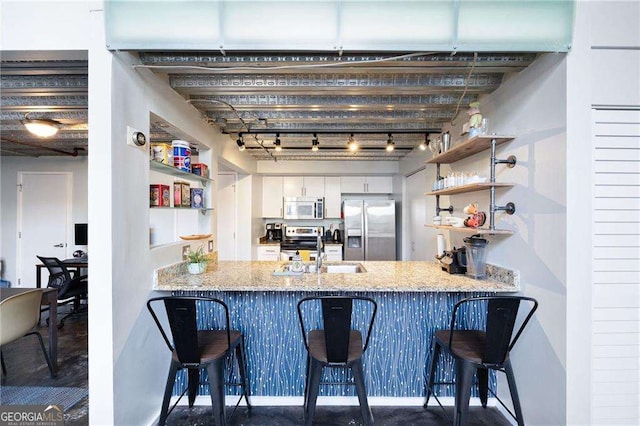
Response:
[187,262,207,275]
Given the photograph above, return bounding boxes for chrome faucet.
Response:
[316,227,324,272]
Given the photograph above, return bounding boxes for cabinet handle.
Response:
[280,207,283,217]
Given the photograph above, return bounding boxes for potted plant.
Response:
[186,246,208,275]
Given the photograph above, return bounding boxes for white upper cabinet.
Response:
[283,176,325,198]
[340,176,392,194]
[366,176,393,193]
[324,177,341,218]
[262,176,283,218]
[303,176,325,198]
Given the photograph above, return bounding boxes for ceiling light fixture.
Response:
[274,133,282,151]
[22,117,60,137]
[386,133,395,152]
[347,133,358,151]
[419,134,428,151]
[311,133,319,151]
[236,133,245,151]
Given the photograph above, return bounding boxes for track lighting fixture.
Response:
[22,116,60,137]
[386,133,395,152]
[347,133,358,151]
[274,133,282,151]
[419,134,428,151]
[236,133,245,151]
[311,133,319,151]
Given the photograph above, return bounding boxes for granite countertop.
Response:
[154,261,518,293]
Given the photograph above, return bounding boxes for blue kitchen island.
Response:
[153,261,518,402]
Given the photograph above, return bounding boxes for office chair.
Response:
[37,256,88,329]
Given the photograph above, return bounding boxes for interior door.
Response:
[17,172,71,287]
[407,169,428,261]
[217,172,237,260]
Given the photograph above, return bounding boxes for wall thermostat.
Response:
[132,131,146,146]
[126,126,147,151]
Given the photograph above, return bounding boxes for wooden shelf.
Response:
[425,182,515,196]
[424,224,514,235]
[426,135,515,164]
[149,160,214,186]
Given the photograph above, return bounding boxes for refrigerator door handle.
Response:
[363,205,369,258]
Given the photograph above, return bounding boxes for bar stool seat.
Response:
[307,330,363,363]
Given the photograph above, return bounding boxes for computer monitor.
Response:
[74,223,88,245]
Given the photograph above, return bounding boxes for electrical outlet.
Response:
[208,240,214,252]
[182,245,191,260]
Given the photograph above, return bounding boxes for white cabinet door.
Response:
[283,176,304,197]
[324,177,341,218]
[325,245,343,261]
[262,176,283,217]
[340,176,366,193]
[303,176,325,198]
[366,176,393,193]
[257,245,281,261]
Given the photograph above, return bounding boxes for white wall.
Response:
[436,52,568,425]
[0,157,88,284]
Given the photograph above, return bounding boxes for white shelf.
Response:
[149,160,214,186]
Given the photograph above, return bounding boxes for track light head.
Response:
[419,133,428,151]
[275,133,282,151]
[386,133,395,152]
[347,133,358,151]
[236,133,245,151]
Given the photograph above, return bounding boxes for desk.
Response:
[36,260,88,288]
[1,287,58,376]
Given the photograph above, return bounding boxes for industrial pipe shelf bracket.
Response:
[488,138,516,230]
[493,154,517,169]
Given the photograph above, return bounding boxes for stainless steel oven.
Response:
[283,197,324,220]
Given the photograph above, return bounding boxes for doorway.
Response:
[217,172,237,260]
[406,169,428,261]
[17,172,71,287]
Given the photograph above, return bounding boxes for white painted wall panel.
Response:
[591,50,640,107]
[591,107,640,424]
[590,1,640,48]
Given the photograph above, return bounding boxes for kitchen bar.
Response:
[154,261,518,401]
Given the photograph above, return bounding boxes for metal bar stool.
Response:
[147,296,251,426]
[424,296,538,426]
[297,295,377,426]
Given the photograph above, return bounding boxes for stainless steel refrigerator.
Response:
[343,200,396,261]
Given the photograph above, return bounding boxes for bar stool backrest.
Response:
[321,298,353,363]
[484,298,521,364]
[449,296,538,366]
[147,296,232,367]
[298,295,377,364]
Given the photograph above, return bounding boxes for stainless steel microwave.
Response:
[283,197,324,220]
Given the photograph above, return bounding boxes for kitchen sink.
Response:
[320,263,366,274]
[273,262,366,275]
